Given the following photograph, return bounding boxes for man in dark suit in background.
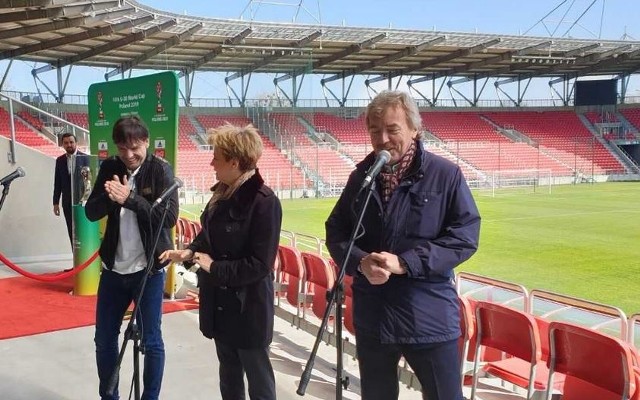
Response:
[53,132,88,247]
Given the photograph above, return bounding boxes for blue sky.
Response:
[2,0,639,102]
[172,0,638,39]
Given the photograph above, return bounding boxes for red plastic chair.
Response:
[342,273,355,336]
[300,251,336,326]
[471,301,544,400]
[459,295,475,386]
[181,217,196,246]
[546,321,636,400]
[276,245,307,319]
[175,217,185,249]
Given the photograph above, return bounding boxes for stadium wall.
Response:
[0,137,71,264]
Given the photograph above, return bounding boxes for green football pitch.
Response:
[181,182,639,314]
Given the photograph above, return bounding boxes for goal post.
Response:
[487,169,552,196]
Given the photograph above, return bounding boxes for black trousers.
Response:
[214,339,276,400]
[355,334,463,400]
[62,201,73,247]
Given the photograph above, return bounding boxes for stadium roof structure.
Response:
[1,0,640,105]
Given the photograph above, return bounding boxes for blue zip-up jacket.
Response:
[326,141,480,344]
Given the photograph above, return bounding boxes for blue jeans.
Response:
[95,268,166,400]
[355,334,462,400]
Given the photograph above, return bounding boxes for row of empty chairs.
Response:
[270,240,640,399]
[274,245,348,334]
[463,298,639,399]
[175,216,202,249]
[457,272,640,399]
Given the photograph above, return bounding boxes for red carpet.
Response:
[0,274,198,340]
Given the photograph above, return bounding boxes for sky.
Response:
[2,0,640,103]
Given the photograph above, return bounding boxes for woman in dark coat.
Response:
[161,123,282,400]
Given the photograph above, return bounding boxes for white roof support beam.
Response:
[516,41,553,56]
[0,14,155,60]
[0,6,137,40]
[0,0,119,23]
[104,22,200,79]
[563,43,601,57]
[179,27,252,78]
[370,37,501,83]
[226,30,321,82]
[275,32,387,83]
[322,36,446,84]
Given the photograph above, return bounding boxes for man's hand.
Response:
[105,175,130,205]
[159,249,193,264]
[360,254,391,285]
[53,204,60,216]
[369,251,407,275]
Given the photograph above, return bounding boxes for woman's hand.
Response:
[159,249,193,263]
[192,252,213,273]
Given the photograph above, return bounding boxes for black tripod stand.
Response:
[106,198,172,400]
[297,181,377,399]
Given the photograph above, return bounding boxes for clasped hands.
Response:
[159,249,213,273]
[359,251,406,285]
[105,175,130,205]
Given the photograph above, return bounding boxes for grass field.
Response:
[181,182,640,314]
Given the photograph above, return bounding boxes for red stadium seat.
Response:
[459,295,475,386]
[300,251,336,328]
[276,245,308,320]
[546,321,636,400]
[471,301,561,400]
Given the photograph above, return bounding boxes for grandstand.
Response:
[2,0,640,399]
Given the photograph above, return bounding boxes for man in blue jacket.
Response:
[326,90,480,400]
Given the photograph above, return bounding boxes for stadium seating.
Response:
[584,110,619,125]
[341,273,355,336]
[311,112,368,144]
[268,234,640,399]
[528,288,628,340]
[276,245,308,321]
[0,107,60,157]
[546,321,637,400]
[459,295,475,386]
[620,108,640,135]
[484,111,626,174]
[471,301,548,400]
[65,112,88,128]
[300,251,336,329]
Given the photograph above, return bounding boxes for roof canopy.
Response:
[1,0,639,82]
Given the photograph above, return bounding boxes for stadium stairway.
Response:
[187,114,207,140]
[578,113,638,174]
[616,110,640,139]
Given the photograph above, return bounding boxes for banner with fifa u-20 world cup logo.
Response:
[85,71,179,297]
[87,71,178,168]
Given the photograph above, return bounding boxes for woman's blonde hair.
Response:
[207,123,263,171]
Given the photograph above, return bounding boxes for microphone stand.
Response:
[0,183,11,213]
[106,198,171,400]
[297,181,377,399]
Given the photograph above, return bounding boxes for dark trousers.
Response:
[214,339,276,400]
[355,334,463,400]
[62,201,73,247]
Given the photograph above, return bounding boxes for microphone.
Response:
[0,167,26,186]
[151,177,183,209]
[361,150,391,189]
